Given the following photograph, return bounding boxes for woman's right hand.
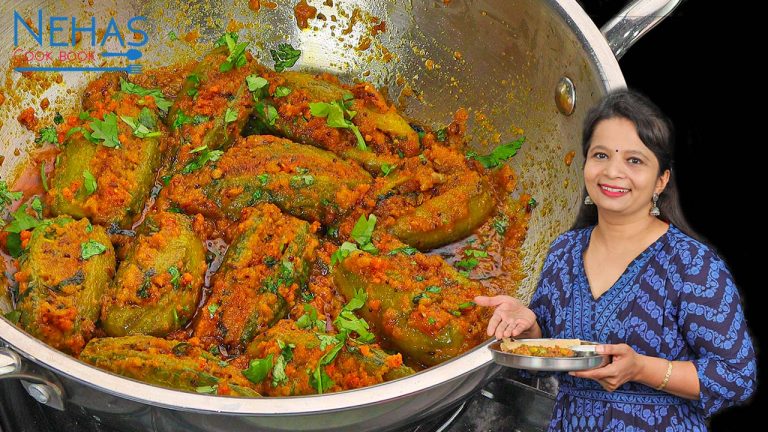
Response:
[474,295,539,340]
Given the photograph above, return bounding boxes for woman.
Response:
[475,89,756,431]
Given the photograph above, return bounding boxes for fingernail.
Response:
[568,372,575,376]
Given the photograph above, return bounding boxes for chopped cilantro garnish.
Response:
[89,113,121,148]
[181,146,224,174]
[36,126,58,145]
[270,43,301,72]
[207,303,219,318]
[387,246,418,256]
[466,137,525,169]
[254,102,278,126]
[168,266,181,289]
[224,108,238,124]
[274,86,291,98]
[40,161,48,192]
[82,169,97,195]
[309,100,367,150]
[219,33,249,72]
[380,163,395,176]
[81,240,107,260]
[119,78,172,113]
[243,354,273,384]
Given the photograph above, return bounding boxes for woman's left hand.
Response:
[569,344,644,392]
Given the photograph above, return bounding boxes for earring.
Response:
[584,195,594,205]
[650,193,660,216]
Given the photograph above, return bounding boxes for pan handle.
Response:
[601,0,683,59]
[0,346,66,410]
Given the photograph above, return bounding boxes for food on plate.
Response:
[500,338,582,358]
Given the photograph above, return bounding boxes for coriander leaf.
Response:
[4,204,41,233]
[528,197,538,208]
[172,111,192,130]
[274,86,291,97]
[83,169,98,195]
[215,32,238,47]
[120,78,172,113]
[458,301,476,309]
[3,310,21,324]
[387,246,417,256]
[246,75,269,93]
[310,366,334,394]
[254,102,278,126]
[89,113,121,148]
[81,240,107,260]
[195,385,217,394]
[435,128,447,142]
[53,112,64,124]
[182,147,224,174]
[138,107,157,129]
[350,214,377,246]
[40,161,49,192]
[224,108,238,124]
[330,241,358,266]
[309,100,367,150]
[455,257,478,271]
[120,115,162,139]
[270,43,301,72]
[380,163,396,176]
[168,266,180,289]
[220,33,249,72]
[30,197,43,219]
[492,214,509,235]
[425,286,442,293]
[168,30,177,41]
[464,249,488,258]
[0,181,23,208]
[243,354,273,384]
[6,233,22,257]
[466,137,525,169]
[36,126,58,145]
[343,288,367,312]
[207,303,219,318]
[334,310,375,343]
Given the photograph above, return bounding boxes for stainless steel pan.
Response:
[0,1,680,430]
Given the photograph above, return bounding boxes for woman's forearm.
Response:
[636,355,700,400]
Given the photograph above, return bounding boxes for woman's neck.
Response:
[593,214,667,251]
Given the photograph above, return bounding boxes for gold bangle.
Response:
[656,360,673,391]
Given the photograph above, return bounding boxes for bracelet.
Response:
[656,360,673,391]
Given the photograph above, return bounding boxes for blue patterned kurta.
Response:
[529,223,757,431]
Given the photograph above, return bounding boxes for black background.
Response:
[581,0,762,430]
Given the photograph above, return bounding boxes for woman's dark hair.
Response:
[570,88,706,243]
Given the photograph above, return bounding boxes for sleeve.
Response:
[528,233,571,339]
[677,245,757,418]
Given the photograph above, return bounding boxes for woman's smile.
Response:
[598,183,631,197]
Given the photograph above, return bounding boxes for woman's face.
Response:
[584,117,669,218]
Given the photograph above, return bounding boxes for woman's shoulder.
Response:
[665,223,723,264]
[664,223,733,286]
